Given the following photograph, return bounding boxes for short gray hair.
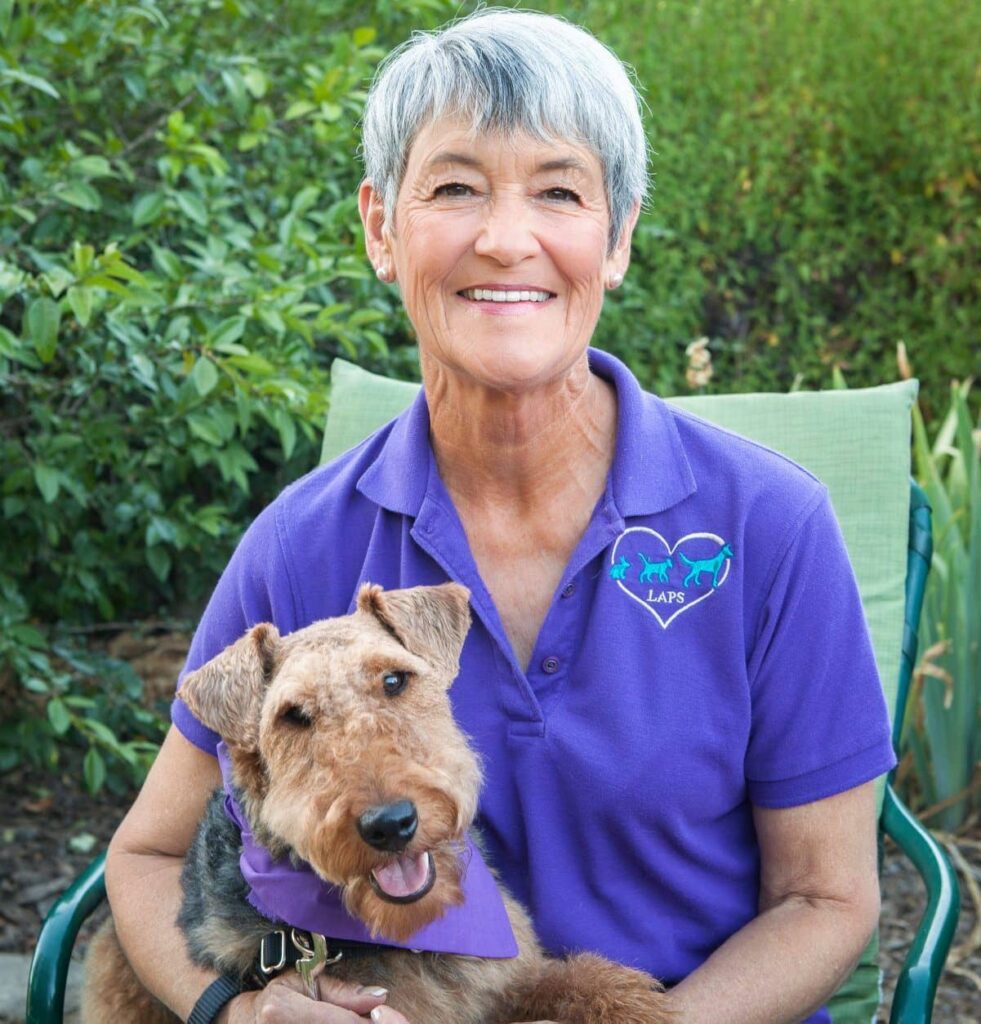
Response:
[361,8,649,252]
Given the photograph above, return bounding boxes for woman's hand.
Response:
[219,972,411,1023]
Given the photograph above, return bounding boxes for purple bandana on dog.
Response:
[216,743,519,958]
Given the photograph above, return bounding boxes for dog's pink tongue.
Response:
[372,851,430,898]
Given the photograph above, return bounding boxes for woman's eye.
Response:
[382,671,409,696]
[281,705,313,727]
[433,182,472,198]
[543,187,580,202]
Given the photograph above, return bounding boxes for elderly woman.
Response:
[105,10,895,1024]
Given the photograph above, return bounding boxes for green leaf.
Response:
[190,357,219,396]
[150,244,183,279]
[243,68,268,98]
[353,27,377,46]
[83,748,106,794]
[133,192,167,227]
[187,412,223,445]
[33,464,60,503]
[146,545,172,582]
[1,68,60,99]
[72,242,95,276]
[67,287,93,326]
[210,316,247,348]
[275,409,297,460]
[55,180,102,211]
[175,191,208,226]
[71,155,112,179]
[285,100,316,120]
[42,266,74,298]
[47,698,71,736]
[291,186,320,215]
[131,352,157,390]
[25,298,61,362]
[0,325,20,358]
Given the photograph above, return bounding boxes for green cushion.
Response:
[322,357,917,1024]
[323,358,914,739]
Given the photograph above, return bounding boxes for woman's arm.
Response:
[106,726,407,1023]
[663,782,880,1024]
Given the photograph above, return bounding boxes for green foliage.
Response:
[545,0,978,410]
[0,0,453,786]
[1,0,977,792]
[903,380,980,830]
[0,574,164,792]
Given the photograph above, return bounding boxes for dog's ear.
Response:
[357,583,471,675]
[179,623,280,749]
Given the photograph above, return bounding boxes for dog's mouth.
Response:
[368,850,436,904]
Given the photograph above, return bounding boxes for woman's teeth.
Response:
[460,288,551,303]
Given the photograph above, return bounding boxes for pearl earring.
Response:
[375,266,393,283]
[607,272,623,289]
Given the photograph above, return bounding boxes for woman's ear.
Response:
[605,199,642,287]
[358,179,394,279]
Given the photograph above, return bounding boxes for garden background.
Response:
[0,0,978,1019]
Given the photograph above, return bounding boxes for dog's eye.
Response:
[281,705,313,727]
[382,671,409,697]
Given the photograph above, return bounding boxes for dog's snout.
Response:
[357,800,418,852]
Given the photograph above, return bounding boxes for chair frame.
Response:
[24,482,960,1024]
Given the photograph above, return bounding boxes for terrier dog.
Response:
[82,583,670,1023]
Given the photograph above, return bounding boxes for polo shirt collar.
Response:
[589,348,696,517]
[356,348,696,519]
[356,386,433,516]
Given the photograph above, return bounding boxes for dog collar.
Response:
[251,926,396,989]
[217,742,519,959]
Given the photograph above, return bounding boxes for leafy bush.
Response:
[557,0,979,411]
[0,0,452,785]
[1,0,976,790]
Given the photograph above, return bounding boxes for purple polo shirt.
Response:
[174,348,895,1021]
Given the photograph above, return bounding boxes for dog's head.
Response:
[180,582,481,940]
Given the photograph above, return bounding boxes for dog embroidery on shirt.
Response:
[608,529,734,629]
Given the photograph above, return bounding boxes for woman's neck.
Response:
[423,354,618,515]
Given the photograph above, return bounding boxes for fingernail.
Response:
[370,1010,384,1022]
[360,986,388,998]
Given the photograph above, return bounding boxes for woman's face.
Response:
[360,118,637,393]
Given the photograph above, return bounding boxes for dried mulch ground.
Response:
[2,760,978,1022]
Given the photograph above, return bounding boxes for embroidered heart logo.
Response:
[609,528,734,629]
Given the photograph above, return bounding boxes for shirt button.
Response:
[561,582,576,598]
[542,656,560,674]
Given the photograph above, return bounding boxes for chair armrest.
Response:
[26,851,106,1024]
[881,786,960,1024]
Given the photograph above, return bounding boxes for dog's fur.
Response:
[82,583,671,1023]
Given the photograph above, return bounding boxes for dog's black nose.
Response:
[357,800,418,852]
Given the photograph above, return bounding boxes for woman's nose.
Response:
[473,196,540,264]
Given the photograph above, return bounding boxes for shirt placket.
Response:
[410,493,545,732]
[522,499,624,715]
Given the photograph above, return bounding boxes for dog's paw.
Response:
[511,952,672,1024]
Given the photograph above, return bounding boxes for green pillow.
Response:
[323,357,914,739]
[322,357,917,1024]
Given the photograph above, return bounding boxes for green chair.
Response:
[27,361,960,1024]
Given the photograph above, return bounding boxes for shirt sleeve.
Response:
[170,501,299,755]
[745,489,897,808]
